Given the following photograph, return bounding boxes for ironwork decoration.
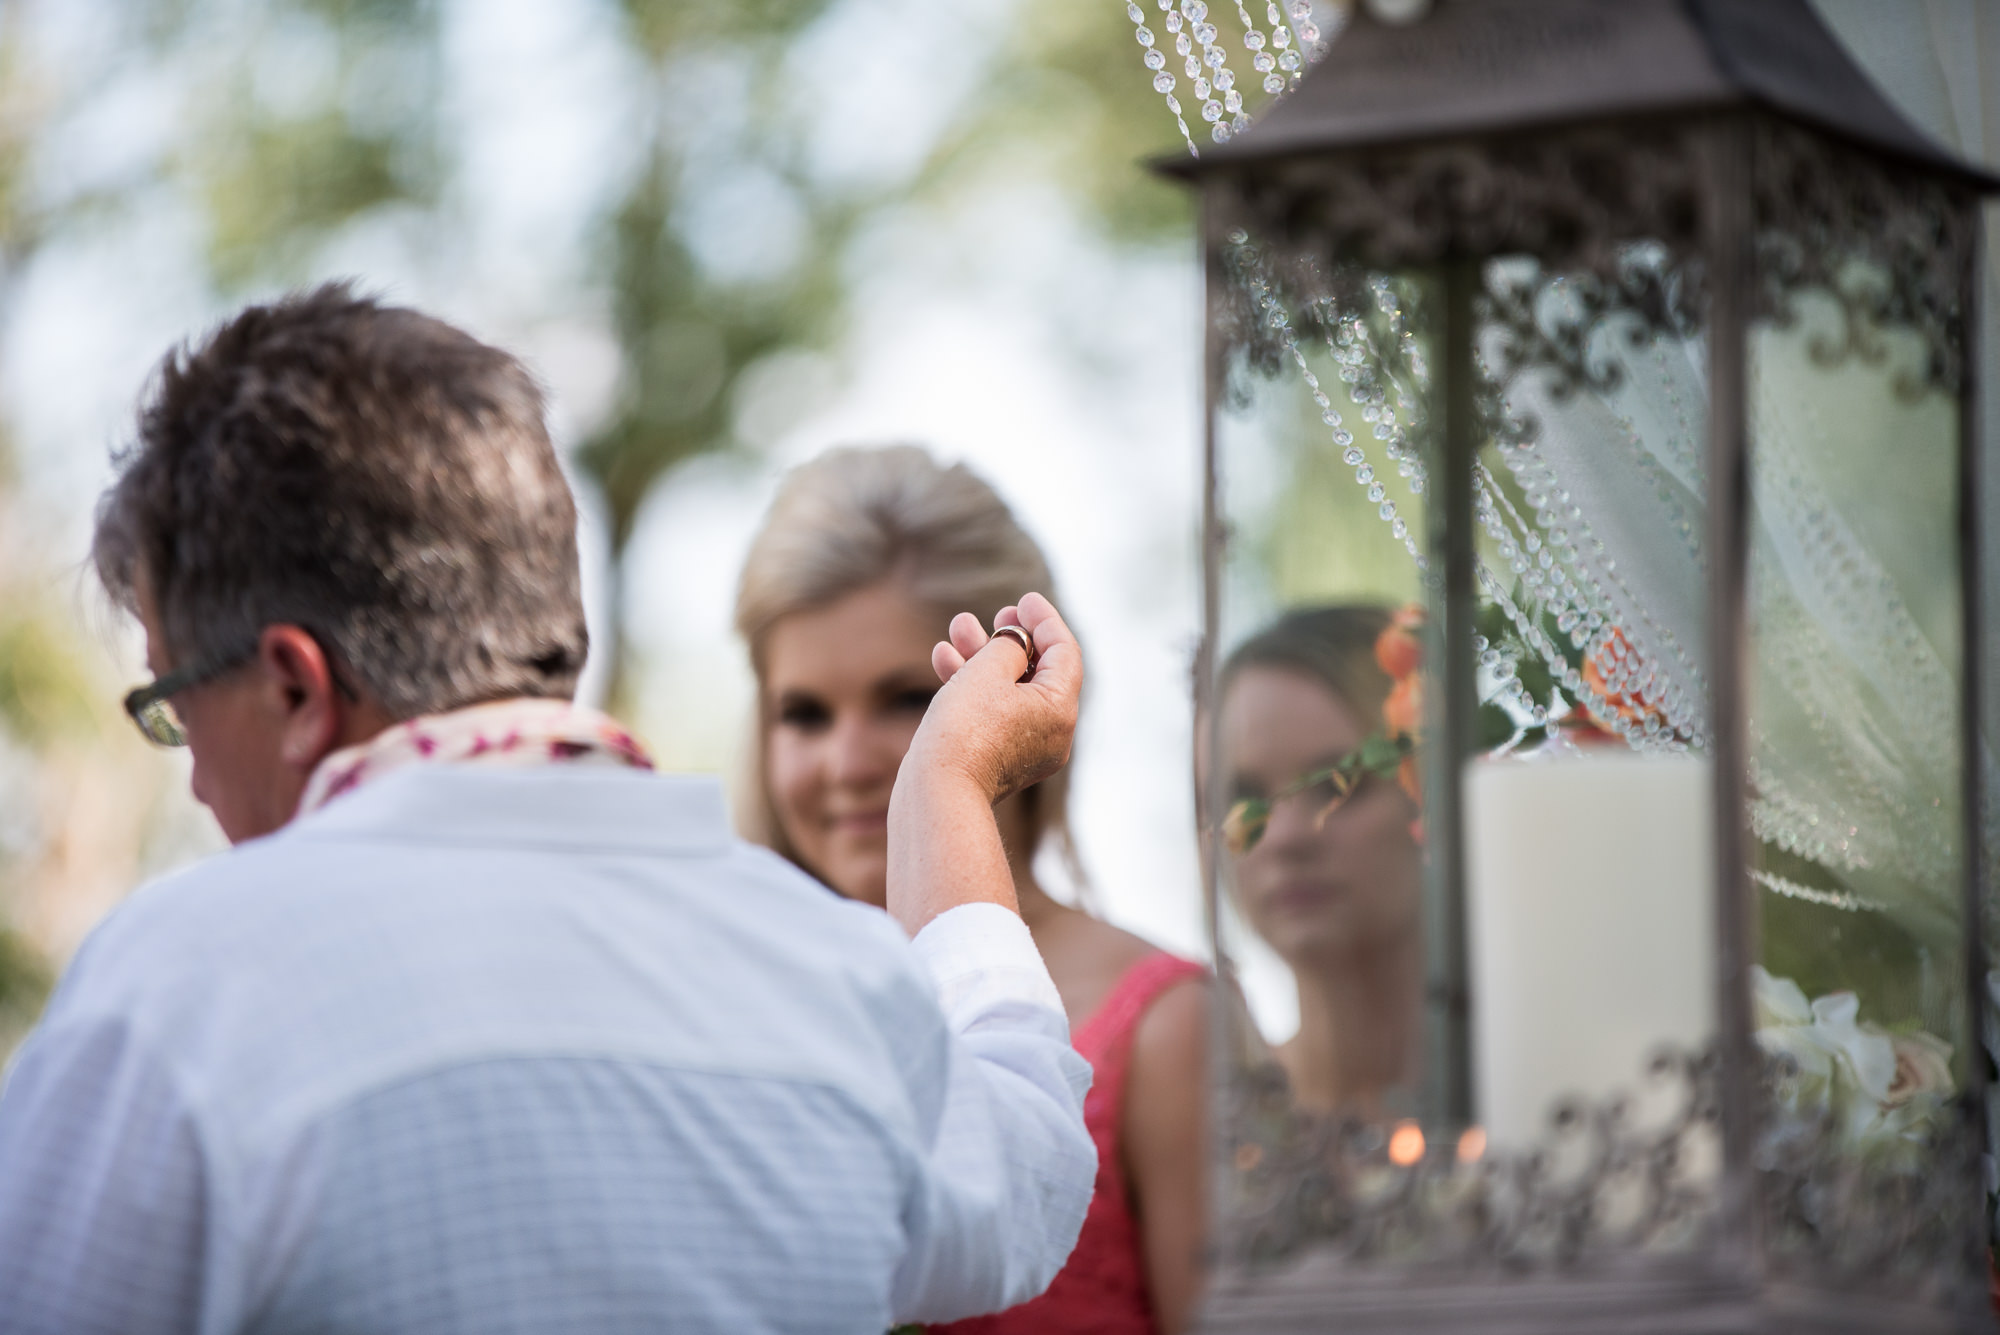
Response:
[1219,1043,1979,1300]
[1221,1047,1720,1273]
[1752,118,1978,400]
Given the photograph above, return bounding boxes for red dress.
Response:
[934,951,1207,1335]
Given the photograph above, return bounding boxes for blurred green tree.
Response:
[0,0,1203,1013]
[576,0,1191,705]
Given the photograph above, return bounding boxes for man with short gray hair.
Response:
[0,284,1096,1333]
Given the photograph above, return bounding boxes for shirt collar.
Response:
[280,763,734,857]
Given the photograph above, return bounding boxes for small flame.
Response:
[1457,1126,1487,1163]
[1388,1120,1426,1166]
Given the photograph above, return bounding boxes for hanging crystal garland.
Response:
[1733,391,1962,900]
[1750,866,1883,914]
[1175,1,1241,142]
[1486,406,1710,749]
[1142,4,1681,745]
[1265,1,1306,89]
[1281,0,1328,64]
[1228,236,1585,738]
[1128,2,1201,157]
[1228,0,1286,98]
[1228,236,1427,571]
[1127,0,1337,152]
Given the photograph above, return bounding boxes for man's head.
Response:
[94,283,588,842]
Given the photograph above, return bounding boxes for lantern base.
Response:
[1196,1253,1994,1334]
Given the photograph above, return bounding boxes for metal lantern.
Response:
[1164,2,1999,1329]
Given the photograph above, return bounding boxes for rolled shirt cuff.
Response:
[909,903,1068,1038]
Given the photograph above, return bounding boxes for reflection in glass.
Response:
[1217,606,1424,1120]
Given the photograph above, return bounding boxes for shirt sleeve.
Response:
[888,902,1096,1324]
[0,1013,213,1335]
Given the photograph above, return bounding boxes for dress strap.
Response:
[1072,953,1207,1095]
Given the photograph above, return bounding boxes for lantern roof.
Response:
[1163,0,2000,192]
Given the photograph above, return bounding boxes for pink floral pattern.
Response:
[297,698,655,818]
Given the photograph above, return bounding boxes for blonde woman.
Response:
[735,445,1208,1335]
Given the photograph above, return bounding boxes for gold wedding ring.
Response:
[991,624,1037,680]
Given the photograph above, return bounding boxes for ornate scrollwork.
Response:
[1220,1043,1981,1304]
[1210,114,1975,402]
[1477,247,1704,405]
[1221,1047,1719,1273]
[1752,119,1976,400]
[1212,122,1706,281]
[1757,1082,1985,1300]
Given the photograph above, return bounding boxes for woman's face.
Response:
[761,581,944,906]
[1219,664,1422,968]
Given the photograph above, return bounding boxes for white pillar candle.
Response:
[1463,751,1715,1150]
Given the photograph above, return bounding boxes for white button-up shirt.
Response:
[0,766,1095,1334]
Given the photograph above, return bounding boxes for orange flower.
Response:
[1382,673,1423,739]
[1374,605,1424,680]
[1581,627,1669,730]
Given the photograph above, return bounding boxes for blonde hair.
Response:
[735,444,1081,884]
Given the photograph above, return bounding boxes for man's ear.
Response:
[257,625,345,769]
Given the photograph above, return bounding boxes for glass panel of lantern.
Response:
[1742,123,1982,1283]
[1201,210,1728,1280]
[1174,3,1997,1322]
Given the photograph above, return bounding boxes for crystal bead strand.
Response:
[1761,393,1956,768]
[1281,0,1328,63]
[1493,422,1708,746]
[1179,1,1239,142]
[1618,415,1703,564]
[1229,0,1285,99]
[1472,460,1601,681]
[1468,470,1656,747]
[1472,564,1580,736]
[1471,398,1702,750]
[1303,281,1586,736]
[1328,323,1423,560]
[1340,282,1429,497]
[1468,477,1629,741]
[1747,741,1875,876]
[1265,1,1306,87]
[1130,1,1201,158]
[1259,286,1428,572]
[1226,232,1427,574]
[1743,399,1957,894]
[1750,867,1883,914]
[1750,595,1918,878]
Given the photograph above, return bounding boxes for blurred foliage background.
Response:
[0,0,1206,1052]
[6,0,1979,1064]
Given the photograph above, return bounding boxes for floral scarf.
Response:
[297,697,655,818]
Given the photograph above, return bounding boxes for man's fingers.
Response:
[947,611,988,663]
[1010,592,1080,700]
[932,640,968,683]
[1015,592,1069,649]
[993,604,1023,630]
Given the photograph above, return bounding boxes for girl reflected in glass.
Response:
[735,444,1209,1335]
[1215,605,1424,1119]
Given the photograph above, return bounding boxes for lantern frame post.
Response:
[1956,203,1992,1310]
[1422,253,1479,1128]
[1701,115,1761,1276]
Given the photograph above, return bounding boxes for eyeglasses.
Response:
[1223,732,1414,855]
[122,647,256,747]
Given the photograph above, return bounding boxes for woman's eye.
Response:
[889,686,938,713]
[776,698,831,731]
